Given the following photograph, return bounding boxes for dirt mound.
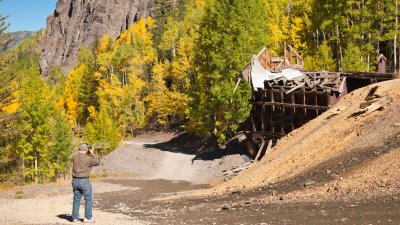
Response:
[93,132,246,184]
[208,79,400,201]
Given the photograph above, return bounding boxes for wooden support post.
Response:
[270,88,274,133]
[315,91,319,116]
[303,88,307,120]
[291,93,295,130]
[250,116,256,132]
[254,140,266,161]
[264,140,273,157]
[261,90,265,131]
[280,87,285,134]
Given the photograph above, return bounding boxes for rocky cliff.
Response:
[39,0,154,75]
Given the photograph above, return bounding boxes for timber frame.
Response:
[239,46,396,159]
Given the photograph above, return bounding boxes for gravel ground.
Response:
[93,132,246,184]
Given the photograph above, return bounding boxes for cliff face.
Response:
[39,0,154,75]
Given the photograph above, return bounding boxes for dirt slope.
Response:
[93,132,245,184]
[209,79,400,202]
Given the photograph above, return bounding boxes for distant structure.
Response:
[375,54,387,73]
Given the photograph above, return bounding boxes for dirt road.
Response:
[0,132,245,224]
[2,177,398,225]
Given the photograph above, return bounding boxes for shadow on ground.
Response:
[144,132,248,161]
[57,214,73,222]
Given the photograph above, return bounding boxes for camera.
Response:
[86,145,93,155]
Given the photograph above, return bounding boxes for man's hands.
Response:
[88,147,95,156]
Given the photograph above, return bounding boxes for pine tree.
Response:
[0,5,13,52]
[343,43,368,72]
[191,0,267,142]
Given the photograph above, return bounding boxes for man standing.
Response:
[71,143,100,223]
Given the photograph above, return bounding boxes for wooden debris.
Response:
[254,140,266,161]
[360,96,390,117]
[220,162,254,177]
[286,82,305,94]
[351,94,390,118]
[264,140,273,157]
[360,98,380,108]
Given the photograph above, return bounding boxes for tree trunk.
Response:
[34,156,38,184]
[368,33,371,72]
[22,159,25,181]
[336,26,343,71]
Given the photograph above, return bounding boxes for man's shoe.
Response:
[71,219,78,222]
[83,218,95,223]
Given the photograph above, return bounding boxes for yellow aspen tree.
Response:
[290,17,306,52]
[64,64,86,128]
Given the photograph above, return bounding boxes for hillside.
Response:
[208,79,400,202]
[5,31,33,52]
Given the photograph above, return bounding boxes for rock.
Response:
[219,204,231,211]
[39,0,155,76]
[303,180,315,187]
[231,190,242,195]
[339,218,348,222]
[393,123,400,127]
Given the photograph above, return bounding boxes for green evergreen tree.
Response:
[85,109,120,155]
[76,47,99,125]
[315,40,336,71]
[48,112,73,180]
[190,0,268,142]
[343,43,368,72]
[0,4,13,52]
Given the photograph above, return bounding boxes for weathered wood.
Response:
[286,82,305,94]
[264,140,273,157]
[360,98,380,108]
[344,72,395,81]
[252,102,329,110]
[221,162,255,177]
[254,140,266,161]
[361,96,391,117]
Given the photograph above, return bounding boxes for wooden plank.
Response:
[360,98,380,108]
[251,102,329,110]
[280,87,285,134]
[344,72,395,81]
[254,140,266,161]
[286,82,305,94]
[270,88,274,133]
[263,140,273,157]
[361,96,390,117]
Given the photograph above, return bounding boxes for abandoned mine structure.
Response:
[239,45,396,159]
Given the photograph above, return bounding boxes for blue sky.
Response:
[0,0,57,32]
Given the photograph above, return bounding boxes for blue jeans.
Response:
[71,178,93,220]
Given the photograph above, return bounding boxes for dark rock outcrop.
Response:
[39,0,154,75]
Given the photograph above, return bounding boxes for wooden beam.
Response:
[254,140,266,161]
[252,102,329,110]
